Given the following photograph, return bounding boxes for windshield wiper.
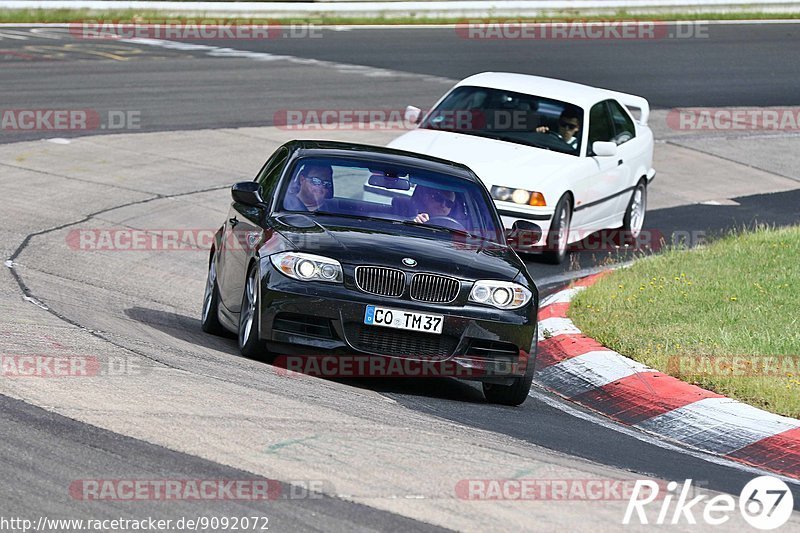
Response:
[306,210,495,243]
[487,134,552,151]
[395,219,484,240]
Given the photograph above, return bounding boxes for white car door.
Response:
[571,101,629,235]
[607,99,645,217]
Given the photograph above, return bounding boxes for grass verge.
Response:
[1,10,800,25]
[569,226,800,418]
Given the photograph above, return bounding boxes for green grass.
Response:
[569,226,800,418]
[2,10,800,25]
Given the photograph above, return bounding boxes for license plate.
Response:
[364,305,444,335]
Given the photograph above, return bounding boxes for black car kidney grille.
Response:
[349,325,458,359]
[355,266,406,297]
[410,273,460,303]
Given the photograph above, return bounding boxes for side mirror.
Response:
[231,181,265,207]
[507,220,543,249]
[404,105,422,125]
[592,141,617,157]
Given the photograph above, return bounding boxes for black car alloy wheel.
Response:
[201,251,226,336]
[238,263,270,359]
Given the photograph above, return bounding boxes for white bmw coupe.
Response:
[389,72,655,263]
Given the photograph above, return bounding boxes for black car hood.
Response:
[272,214,521,281]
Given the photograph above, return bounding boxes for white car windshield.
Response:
[421,86,584,155]
[280,156,505,243]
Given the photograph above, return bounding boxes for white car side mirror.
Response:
[592,141,617,157]
[404,105,422,125]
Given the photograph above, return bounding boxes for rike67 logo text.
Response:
[624,477,794,530]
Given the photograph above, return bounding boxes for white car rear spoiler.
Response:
[611,92,650,126]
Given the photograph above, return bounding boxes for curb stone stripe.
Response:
[537,317,582,340]
[537,350,652,398]
[536,335,611,368]
[635,397,800,455]
[570,371,723,425]
[535,274,800,480]
[728,427,800,475]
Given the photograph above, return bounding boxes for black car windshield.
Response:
[280,156,505,243]
[421,86,584,156]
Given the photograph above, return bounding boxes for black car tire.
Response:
[238,263,270,359]
[541,194,572,264]
[621,180,647,245]
[201,252,226,336]
[482,355,535,406]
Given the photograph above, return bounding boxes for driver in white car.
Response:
[535,107,581,149]
[411,185,456,224]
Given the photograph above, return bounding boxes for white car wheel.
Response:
[542,195,572,264]
[622,181,647,244]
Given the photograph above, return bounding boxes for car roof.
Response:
[290,140,480,183]
[454,72,638,109]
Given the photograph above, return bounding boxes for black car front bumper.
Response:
[258,260,537,383]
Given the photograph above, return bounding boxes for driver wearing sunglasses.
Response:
[411,185,456,224]
[536,107,581,149]
[286,163,334,212]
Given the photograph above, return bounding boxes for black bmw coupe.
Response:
[201,140,541,405]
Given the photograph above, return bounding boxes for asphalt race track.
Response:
[1,22,800,531]
[2,23,800,144]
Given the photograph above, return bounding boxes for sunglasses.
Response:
[559,120,580,131]
[430,191,456,209]
[306,176,333,189]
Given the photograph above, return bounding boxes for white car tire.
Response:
[542,195,572,264]
[621,180,647,245]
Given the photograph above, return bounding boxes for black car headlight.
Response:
[469,280,531,309]
[270,252,343,283]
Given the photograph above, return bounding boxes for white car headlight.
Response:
[491,186,513,201]
[270,252,343,283]
[469,280,531,309]
[490,185,546,207]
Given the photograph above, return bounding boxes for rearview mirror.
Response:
[368,174,411,191]
[592,141,617,157]
[231,181,265,207]
[404,105,422,125]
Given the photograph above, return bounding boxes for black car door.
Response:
[218,146,290,313]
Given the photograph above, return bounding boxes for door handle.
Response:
[229,217,239,227]
[617,159,624,166]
